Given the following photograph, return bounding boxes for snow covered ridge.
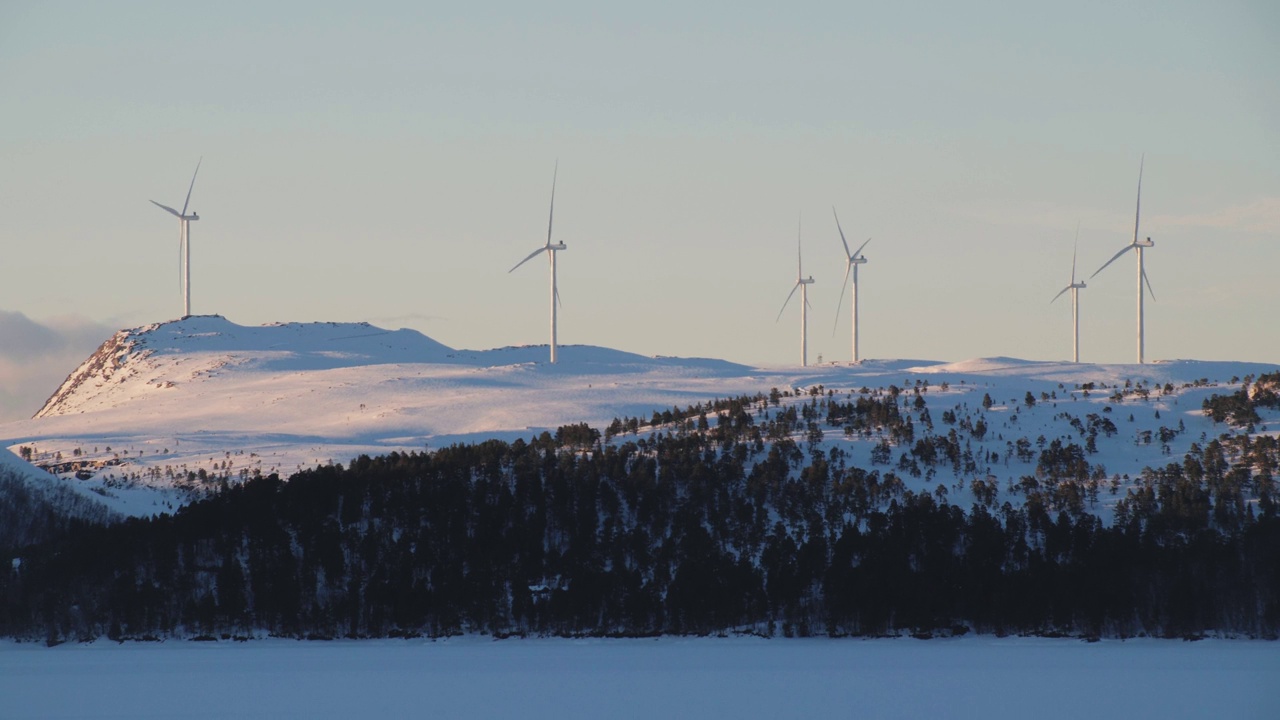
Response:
[33,315,749,418]
[2,314,1278,519]
[35,316,455,418]
[3,316,764,515]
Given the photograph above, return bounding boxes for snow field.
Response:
[0,636,1275,720]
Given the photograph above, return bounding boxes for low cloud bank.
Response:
[0,311,116,422]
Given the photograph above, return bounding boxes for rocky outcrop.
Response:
[34,324,158,418]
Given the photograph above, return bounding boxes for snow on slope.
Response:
[0,444,53,483]
[0,446,120,546]
[908,355,1271,387]
[35,315,457,417]
[3,315,1277,518]
[2,317,763,515]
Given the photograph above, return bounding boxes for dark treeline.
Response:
[3,397,1278,642]
[0,467,120,550]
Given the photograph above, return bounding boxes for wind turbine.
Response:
[1091,155,1155,364]
[509,163,567,364]
[150,158,202,319]
[1051,224,1086,363]
[777,215,816,366]
[831,207,869,363]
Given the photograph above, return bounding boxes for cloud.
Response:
[944,200,1090,232]
[366,313,450,327]
[953,196,1280,238]
[1155,197,1280,236]
[0,311,116,423]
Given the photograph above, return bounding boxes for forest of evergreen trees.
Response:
[3,380,1278,643]
[0,467,120,550]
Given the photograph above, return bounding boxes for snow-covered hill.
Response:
[2,315,1277,518]
[34,316,456,418]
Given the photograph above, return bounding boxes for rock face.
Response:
[35,325,158,419]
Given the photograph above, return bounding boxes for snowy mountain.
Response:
[2,315,1277,519]
[34,316,456,418]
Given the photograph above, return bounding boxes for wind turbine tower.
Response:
[1051,225,1087,363]
[150,158,202,319]
[509,163,568,363]
[832,207,870,363]
[1091,156,1155,364]
[777,216,816,366]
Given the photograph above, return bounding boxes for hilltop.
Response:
[34,315,750,419]
[1,315,1277,519]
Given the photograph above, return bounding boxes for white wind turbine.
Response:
[1091,156,1155,364]
[831,207,869,363]
[509,163,567,364]
[777,215,816,367]
[150,158,202,319]
[1051,224,1087,363]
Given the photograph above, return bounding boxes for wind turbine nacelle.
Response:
[800,276,815,284]
[1137,237,1152,247]
[853,256,868,264]
[550,242,567,250]
[187,213,199,221]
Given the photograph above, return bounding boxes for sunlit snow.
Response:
[2,316,1277,520]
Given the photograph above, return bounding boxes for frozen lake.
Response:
[1,636,1275,719]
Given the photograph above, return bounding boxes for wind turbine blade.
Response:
[832,207,851,258]
[1090,244,1133,279]
[1142,266,1156,301]
[181,157,202,217]
[1132,154,1144,246]
[829,260,849,330]
[151,200,182,218]
[776,282,800,322]
[1050,285,1071,304]
[1071,221,1080,285]
[509,246,546,273]
[829,260,849,333]
[853,237,871,258]
[797,213,803,277]
[546,160,558,247]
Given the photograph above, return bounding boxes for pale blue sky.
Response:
[1,1,1277,409]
